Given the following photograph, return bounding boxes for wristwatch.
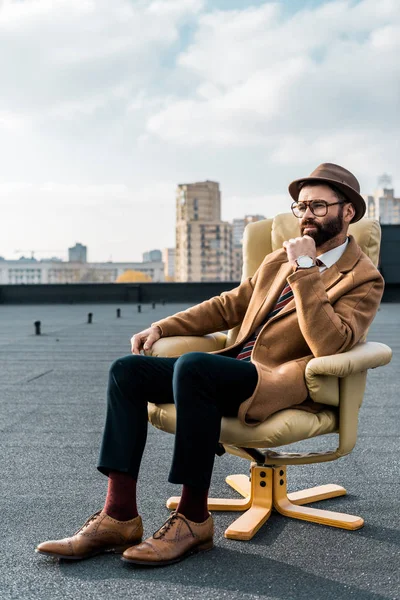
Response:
[295,255,316,269]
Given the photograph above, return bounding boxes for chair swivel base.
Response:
[166,465,364,541]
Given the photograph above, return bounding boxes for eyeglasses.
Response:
[291,200,345,218]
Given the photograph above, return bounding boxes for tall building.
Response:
[143,249,162,262]
[366,187,400,224]
[163,248,176,281]
[68,243,87,263]
[231,214,266,280]
[232,215,266,248]
[175,181,232,282]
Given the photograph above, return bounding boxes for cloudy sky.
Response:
[1,0,399,262]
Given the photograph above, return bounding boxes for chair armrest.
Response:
[306,341,392,379]
[256,342,392,464]
[305,342,392,406]
[146,332,227,358]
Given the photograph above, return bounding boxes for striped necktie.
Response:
[236,259,324,362]
[235,282,294,362]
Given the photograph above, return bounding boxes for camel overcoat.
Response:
[152,236,384,426]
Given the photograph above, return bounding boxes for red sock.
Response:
[177,485,209,523]
[104,471,138,521]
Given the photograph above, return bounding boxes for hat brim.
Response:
[288,176,366,223]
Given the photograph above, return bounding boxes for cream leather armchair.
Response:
[147,214,392,540]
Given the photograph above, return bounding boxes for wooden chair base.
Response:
[166,465,364,540]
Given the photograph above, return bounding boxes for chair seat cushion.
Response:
[148,403,338,448]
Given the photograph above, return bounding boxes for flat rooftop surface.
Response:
[0,302,399,600]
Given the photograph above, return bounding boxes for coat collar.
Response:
[332,235,361,273]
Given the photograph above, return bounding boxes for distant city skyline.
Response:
[3,175,398,264]
[2,173,399,285]
[1,0,399,263]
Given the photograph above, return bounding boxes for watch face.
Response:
[297,255,314,268]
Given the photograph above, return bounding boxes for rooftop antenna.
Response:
[378,173,392,188]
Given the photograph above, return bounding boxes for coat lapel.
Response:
[268,235,361,324]
[241,235,361,335]
[320,263,343,290]
[251,261,293,331]
[269,263,345,324]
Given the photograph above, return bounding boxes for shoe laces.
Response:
[74,510,102,535]
[153,512,181,539]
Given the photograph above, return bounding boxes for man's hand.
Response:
[131,325,162,355]
[282,235,317,268]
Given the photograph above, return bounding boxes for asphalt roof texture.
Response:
[0,301,399,600]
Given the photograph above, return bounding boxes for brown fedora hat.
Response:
[288,163,366,223]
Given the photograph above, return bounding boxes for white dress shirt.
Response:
[317,237,349,272]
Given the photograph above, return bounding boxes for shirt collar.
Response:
[317,237,349,270]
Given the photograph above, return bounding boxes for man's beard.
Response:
[300,210,343,247]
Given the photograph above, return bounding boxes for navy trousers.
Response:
[98,352,258,489]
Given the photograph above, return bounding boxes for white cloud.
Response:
[270,131,389,170]
[147,55,313,145]
[146,0,400,187]
[177,3,280,85]
[147,0,204,17]
[0,0,94,27]
[0,0,398,262]
[371,24,400,48]
[0,0,204,117]
[0,110,27,131]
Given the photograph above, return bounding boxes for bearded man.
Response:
[36,163,384,567]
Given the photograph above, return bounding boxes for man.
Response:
[36,163,384,567]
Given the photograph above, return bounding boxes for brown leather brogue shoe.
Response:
[36,510,143,560]
[122,511,213,567]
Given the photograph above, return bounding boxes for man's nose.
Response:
[302,205,314,220]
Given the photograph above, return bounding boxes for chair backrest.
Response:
[226,213,381,346]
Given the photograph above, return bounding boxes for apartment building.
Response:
[68,243,87,263]
[143,249,162,262]
[0,258,165,284]
[175,181,233,282]
[366,187,400,224]
[232,215,266,248]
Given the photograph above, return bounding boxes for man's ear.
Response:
[344,202,356,223]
